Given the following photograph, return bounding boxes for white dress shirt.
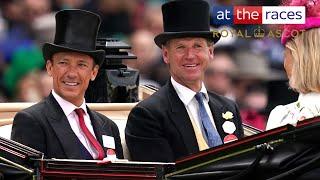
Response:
[52,90,98,159]
[267,92,320,130]
[171,77,218,131]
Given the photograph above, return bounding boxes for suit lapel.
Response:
[208,96,228,142]
[166,82,199,154]
[45,94,83,159]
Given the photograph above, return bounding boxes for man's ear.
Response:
[209,46,214,61]
[46,60,53,77]
[162,46,169,64]
[91,65,99,81]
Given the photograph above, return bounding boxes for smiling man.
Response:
[125,0,244,162]
[11,9,123,161]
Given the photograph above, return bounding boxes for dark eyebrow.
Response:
[78,60,89,64]
[175,43,184,47]
[55,57,69,62]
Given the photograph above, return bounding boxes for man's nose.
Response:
[185,48,196,59]
[66,65,78,78]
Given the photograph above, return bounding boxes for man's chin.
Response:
[186,75,202,82]
[60,91,80,100]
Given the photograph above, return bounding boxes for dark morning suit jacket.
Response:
[11,93,123,160]
[125,81,244,162]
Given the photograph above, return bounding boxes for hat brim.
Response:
[42,43,105,66]
[154,31,221,48]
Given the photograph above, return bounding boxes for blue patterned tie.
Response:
[195,92,222,147]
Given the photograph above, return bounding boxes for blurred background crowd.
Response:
[0,0,299,131]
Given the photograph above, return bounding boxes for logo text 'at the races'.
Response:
[212,6,305,25]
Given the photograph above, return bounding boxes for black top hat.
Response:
[42,9,105,66]
[154,0,220,48]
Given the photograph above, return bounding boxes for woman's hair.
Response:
[286,28,320,93]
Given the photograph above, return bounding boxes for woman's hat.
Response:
[154,0,220,48]
[42,9,105,65]
[281,0,320,45]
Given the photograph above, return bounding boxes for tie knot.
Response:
[75,108,85,116]
[195,92,204,103]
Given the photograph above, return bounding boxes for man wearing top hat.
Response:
[125,0,244,162]
[11,9,123,160]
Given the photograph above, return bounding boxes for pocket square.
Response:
[102,135,115,149]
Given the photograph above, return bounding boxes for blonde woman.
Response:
[266,0,320,130]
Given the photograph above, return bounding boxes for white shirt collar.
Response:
[298,92,320,106]
[51,90,88,116]
[171,77,209,106]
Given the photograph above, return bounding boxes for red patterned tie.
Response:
[75,108,105,160]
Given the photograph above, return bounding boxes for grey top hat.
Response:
[42,9,105,66]
[233,52,287,81]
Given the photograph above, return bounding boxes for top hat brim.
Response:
[154,31,221,48]
[42,43,105,66]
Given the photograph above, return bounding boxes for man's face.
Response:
[163,37,213,89]
[204,54,235,95]
[46,52,99,106]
